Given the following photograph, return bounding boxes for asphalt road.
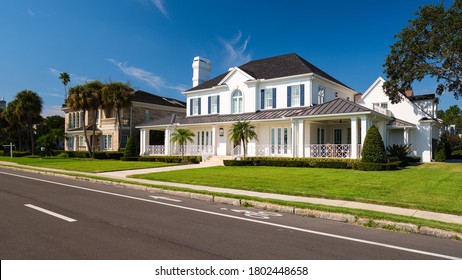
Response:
[1,167,461,260]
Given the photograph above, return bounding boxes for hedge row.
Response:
[223,157,358,169]
[138,155,202,164]
[452,150,462,159]
[351,161,400,171]
[92,151,124,160]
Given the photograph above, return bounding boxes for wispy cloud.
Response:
[150,0,168,18]
[48,68,90,84]
[42,105,65,117]
[107,59,186,92]
[27,9,36,16]
[219,31,252,68]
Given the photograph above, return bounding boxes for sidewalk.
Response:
[1,160,462,226]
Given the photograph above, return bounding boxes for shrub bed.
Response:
[92,151,124,160]
[139,155,201,164]
[224,157,357,169]
[352,161,399,171]
[452,150,462,159]
[120,156,140,161]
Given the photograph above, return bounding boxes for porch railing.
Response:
[231,145,241,157]
[248,145,293,157]
[305,144,351,158]
[146,145,166,155]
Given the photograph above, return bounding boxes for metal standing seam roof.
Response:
[138,98,382,128]
[185,53,353,92]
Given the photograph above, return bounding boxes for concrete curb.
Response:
[1,164,461,241]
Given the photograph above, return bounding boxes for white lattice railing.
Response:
[172,145,214,157]
[248,145,293,157]
[146,145,166,155]
[305,144,351,158]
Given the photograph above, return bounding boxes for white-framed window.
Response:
[103,135,112,150]
[265,89,273,109]
[145,109,150,122]
[211,96,218,114]
[232,90,243,114]
[291,85,301,107]
[78,135,85,147]
[318,86,325,104]
[317,128,325,144]
[67,137,74,150]
[192,98,199,115]
[270,127,289,155]
[373,102,388,110]
[334,129,342,144]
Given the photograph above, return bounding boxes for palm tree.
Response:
[84,81,104,153]
[102,81,133,150]
[228,121,258,159]
[67,84,92,157]
[3,100,25,150]
[170,128,195,161]
[15,90,43,154]
[59,72,71,101]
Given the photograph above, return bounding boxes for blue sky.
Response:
[0,0,460,116]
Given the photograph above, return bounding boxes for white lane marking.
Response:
[229,209,283,219]
[24,204,77,222]
[149,195,182,202]
[1,170,460,260]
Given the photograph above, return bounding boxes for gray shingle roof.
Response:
[387,118,415,127]
[130,90,186,108]
[185,53,353,92]
[139,98,375,127]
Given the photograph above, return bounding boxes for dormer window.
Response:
[232,91,243,114]
[318,86,325,104]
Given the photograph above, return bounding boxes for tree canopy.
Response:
[383,0,462,103]
[437,105,462,134]
[228,121,258,159]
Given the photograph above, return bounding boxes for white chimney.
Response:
[192,56,211,87]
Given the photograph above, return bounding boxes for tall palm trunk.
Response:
[28,114,35,154]
[82,110,92,157]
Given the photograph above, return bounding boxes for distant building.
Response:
[0,97,6,110]
[62,90,185,152]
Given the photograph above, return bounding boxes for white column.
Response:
[298,120,305,157]
[404,128,409,145]
[360,116,370,145]
[305,121,311,157]
[211,125,217,156]
[291,120,297,158]
[73,136,78,151]
[165,127,171,155]
[139,129,146,155]
[351,117,358,158]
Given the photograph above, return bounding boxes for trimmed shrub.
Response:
[361,125,387,163]
[12,151,32,157]
[57,152,69,158]
[0,150,4,156]
[352,161,399,171]
[404,156,421,163]
[120,156,140,161]
[93,151,109,160]
[451,150,462,159]
[138,155,201,164]
[92,151,124,160]
[435,141,446,162]
[124,137,137,158]
[223,157,357,169]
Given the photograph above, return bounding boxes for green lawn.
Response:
[0,156,178,173]
[132,163,462,215]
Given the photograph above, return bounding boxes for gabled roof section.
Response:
[130,90,186,108]
[185,53,353,92]
[139,98,379,127]
[218,67,255,86]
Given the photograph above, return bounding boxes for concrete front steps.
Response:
[203,155,233,165]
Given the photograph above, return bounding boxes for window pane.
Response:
[292,85,300,106]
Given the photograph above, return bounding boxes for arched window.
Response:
[232,90,243,113]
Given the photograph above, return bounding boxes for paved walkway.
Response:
[1,160,462,225]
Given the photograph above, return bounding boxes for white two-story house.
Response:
[137,53,442,162]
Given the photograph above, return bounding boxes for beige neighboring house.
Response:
[63,90,186,152]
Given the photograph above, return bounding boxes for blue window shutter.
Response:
[300,84,305,106]
[208,96,211,114]
[189,99,193,115]
[272,88,277,108]
[287,86,292,107]
[217,96,220,113]
[198,98,201,115]
[260,89,265,109]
